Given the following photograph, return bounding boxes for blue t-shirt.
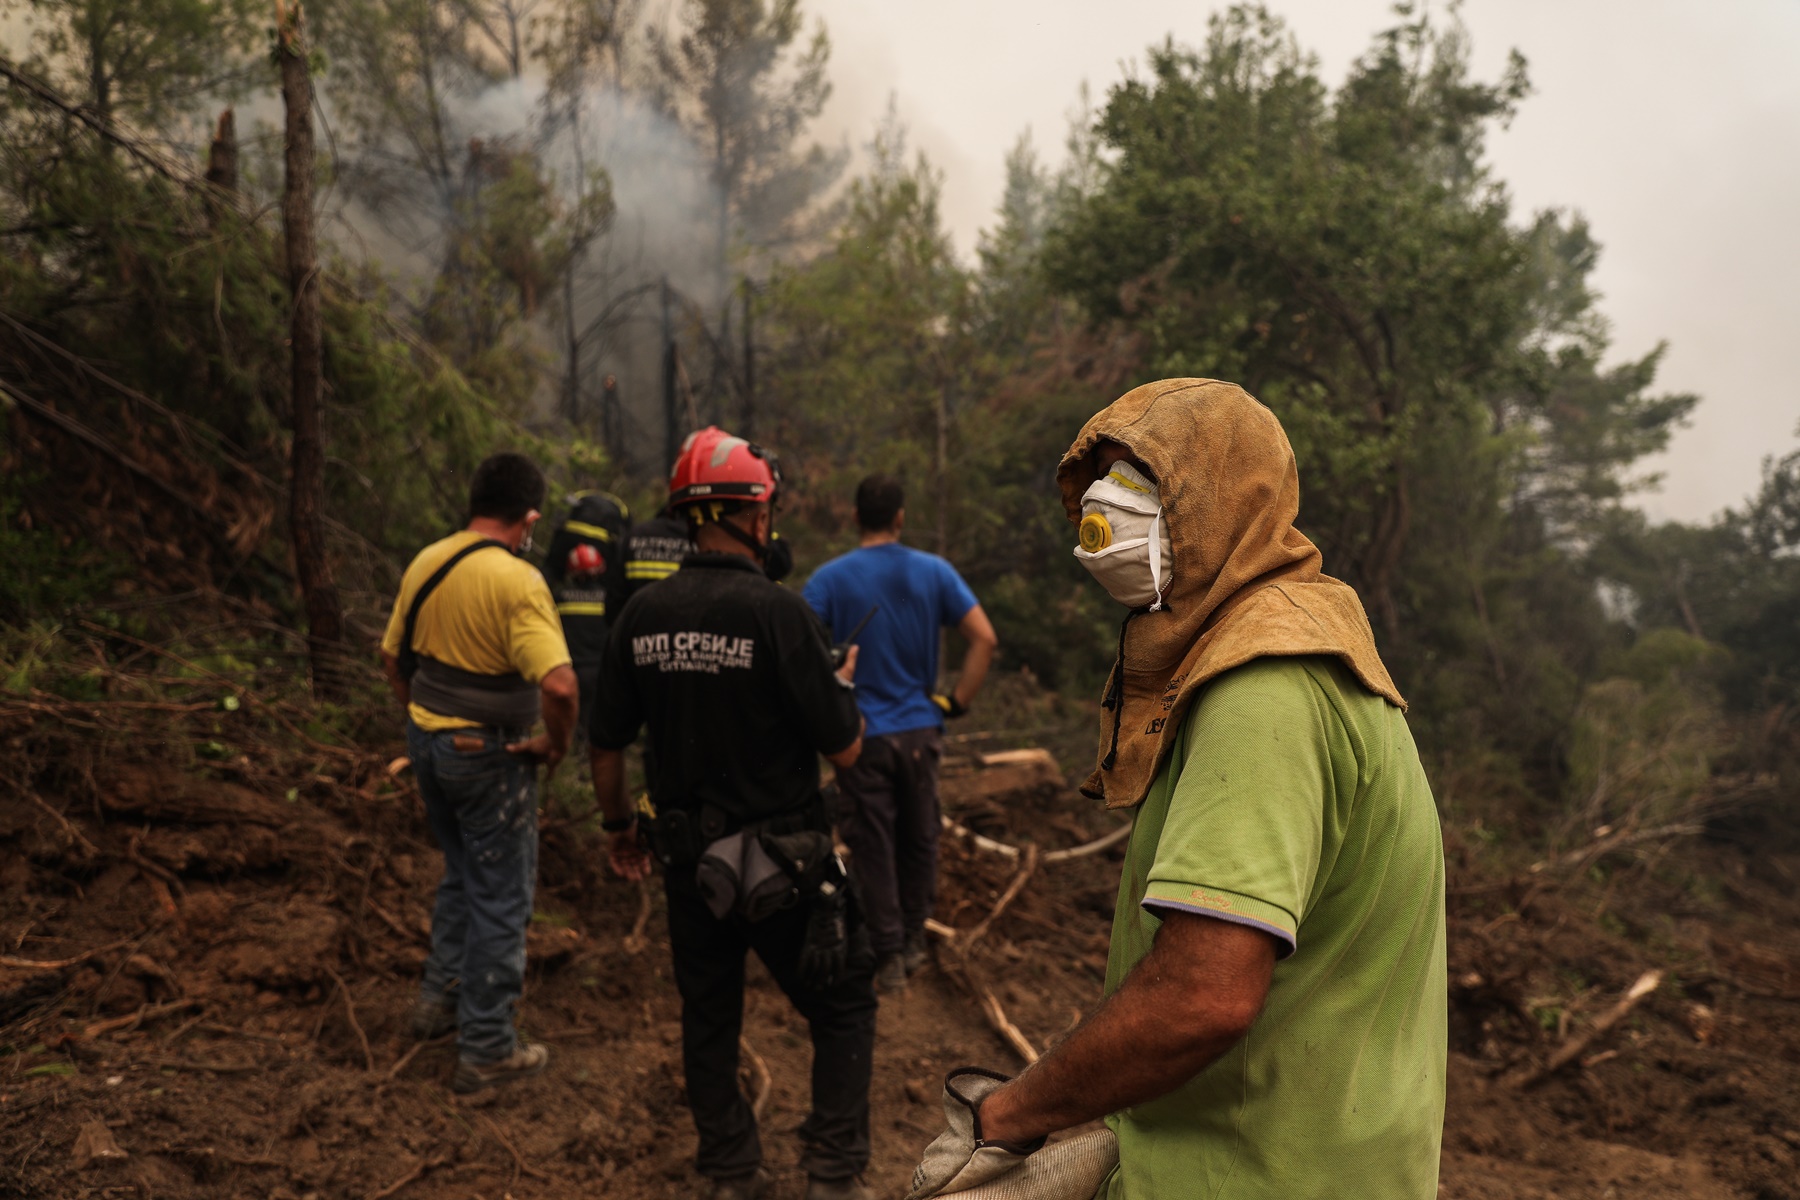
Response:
[803,543,980,737]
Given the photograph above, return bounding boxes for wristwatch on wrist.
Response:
[600,813,637,834]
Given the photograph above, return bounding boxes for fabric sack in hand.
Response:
[929,1130,1118,1200]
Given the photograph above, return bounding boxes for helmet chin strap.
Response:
[715,511,769,561]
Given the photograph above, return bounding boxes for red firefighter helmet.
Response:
[668,426,779,510]
[566,542,604,580]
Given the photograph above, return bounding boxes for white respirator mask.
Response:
[1073,461,1172,611]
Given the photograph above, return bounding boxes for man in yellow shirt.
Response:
[379,453,578,1094]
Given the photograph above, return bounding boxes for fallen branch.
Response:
[28,793,99,857]
[158,1010,206,1047]
[478,1112,547,1185]
[365,897,427,945]
[978,987,1039,1064]
[1531,825,1705,875]
[1504,969,1663,1088]
[958,845,1039,958]
[198,1022,286,1045]
[0,937,133,971]
[161,1145,288,1169]
[140,1057,262,1074]
[622,877,653,955]
[126,836,187,900]
[76,998,200,1042]
[941,817,1020,859]
[1044,819,1134,863]
[941,816,1133,864]
[385,1033,451,1081]
[323,966,375,1072]
[367,1153,449,1199]
[740,1037,773,1120]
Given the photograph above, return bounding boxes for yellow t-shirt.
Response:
[380,531,572,730]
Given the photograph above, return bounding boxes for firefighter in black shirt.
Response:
[621,504,692,597]
[590,427,874,1200]
[542,489,629,734]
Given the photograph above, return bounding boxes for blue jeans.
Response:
[407,720,539,1063]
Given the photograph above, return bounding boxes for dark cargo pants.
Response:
[835,727,943,959]
[663,869,877,1181]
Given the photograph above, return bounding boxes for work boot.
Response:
[874,954,907,994]
[805,1176,874,1200]
[709,1167,770,1200]
[901,929,930,975]
[451,1042,549,1094]
[407,993,457,1040]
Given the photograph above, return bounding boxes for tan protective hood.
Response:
[1058,378,1405,809]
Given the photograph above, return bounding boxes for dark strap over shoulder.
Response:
[396,538,510,681]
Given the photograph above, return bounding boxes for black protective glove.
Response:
[797,877,849,991]
[929,691,969,720]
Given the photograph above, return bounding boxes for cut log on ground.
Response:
[941,748,1065,808]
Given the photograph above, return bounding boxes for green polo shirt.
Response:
[1100,656,1446,1200]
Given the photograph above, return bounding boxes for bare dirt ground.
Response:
[3,706,1798,1200]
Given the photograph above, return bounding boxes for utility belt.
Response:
[648,796,843,924]
[411,656,540,728]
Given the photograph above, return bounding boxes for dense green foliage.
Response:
[0,80,603,626]
[2,0,1795,821]
[1029,9,1698,772]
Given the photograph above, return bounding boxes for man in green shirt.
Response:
[908,379,1446,1200]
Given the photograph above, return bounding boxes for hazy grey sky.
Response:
[808,0,1800,524]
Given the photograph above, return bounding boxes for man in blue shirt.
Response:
[804,475,998,992]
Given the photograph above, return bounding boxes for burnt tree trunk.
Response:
[205,109,238,195]
[203,108,237,227]
[277,2,345,697]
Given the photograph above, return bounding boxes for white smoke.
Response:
[318,69,731,471]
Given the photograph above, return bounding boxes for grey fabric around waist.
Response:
[411,656,541,728]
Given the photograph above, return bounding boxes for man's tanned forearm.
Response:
[538,664,578,758]
[381,651,410,707]
[977,912,1277,1144]
[954,607,998,708]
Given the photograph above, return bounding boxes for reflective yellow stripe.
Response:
[626,562,679,580]
[565,521,615,542]
[556,601,607,616]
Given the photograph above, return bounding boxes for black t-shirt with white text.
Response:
[592,552,861,823]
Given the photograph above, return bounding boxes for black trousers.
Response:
[664,870,877,1180]
[836,728,943,958]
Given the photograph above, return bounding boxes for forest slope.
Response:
[2,683,1797,1200]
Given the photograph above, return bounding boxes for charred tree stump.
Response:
[205,108,237,195]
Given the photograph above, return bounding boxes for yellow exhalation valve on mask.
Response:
[1079,512,1113,553]
[1073,460,1171,611]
